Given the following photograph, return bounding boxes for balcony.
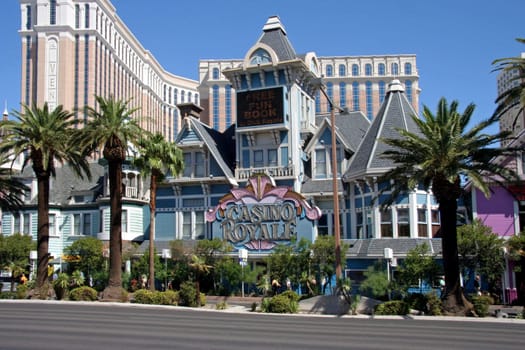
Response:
[235,165,295,180]
[125,186,138,198]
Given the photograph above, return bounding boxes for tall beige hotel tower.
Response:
[19,0,419,137]
[19,0,199,142]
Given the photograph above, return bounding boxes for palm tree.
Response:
[492,38,525,126]
[380,98,516,315]
[76,96,143,300]
[0,103,90,291]
[189,254,212,306]
[0,154,29,211]
[133,133,184,291]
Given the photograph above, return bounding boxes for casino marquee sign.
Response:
[206,175,322,251]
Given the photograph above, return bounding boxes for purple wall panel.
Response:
[475,187,516,237]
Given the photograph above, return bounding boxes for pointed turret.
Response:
[343,79,420,182]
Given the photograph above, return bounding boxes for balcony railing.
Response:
[235,165,295,180]
[125,186,137,198]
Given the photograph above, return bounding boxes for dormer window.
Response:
[250,48,272,65]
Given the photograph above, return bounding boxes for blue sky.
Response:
[1,0,524,132]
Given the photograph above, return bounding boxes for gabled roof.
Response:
[343,80,420,182]
[256,16,297,62]
[301,111,369,195]
[308,110,370,155]
[175,116,237,185]
[19,162,105,206]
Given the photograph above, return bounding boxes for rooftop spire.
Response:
[2,101,8,120]
[387,79,405,93]
[263,16,286,34]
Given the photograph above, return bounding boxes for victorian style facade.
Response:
[5,1,524,299]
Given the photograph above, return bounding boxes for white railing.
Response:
[125,186,137,198]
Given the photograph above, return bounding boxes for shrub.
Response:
[375,300,410,315]
[132,289,179,305]
[404,293,442,316]
[120,289,129,303]
[251,302,258,312]
[261,294,298,314]
[133,289,154,304]
[425,293,443,316]
[16,284,28,299]
[216,301,228,310]
[178,281,198,307]
[159,290,179,305]
[471,295,492,317]
[280,290,300,303]
[53,273,70,300]
[0,292,17,299]
[405,293,427,313]
[70,286,98,301]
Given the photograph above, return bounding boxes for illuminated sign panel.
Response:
[206,175,321,251]
[236,87,284,127]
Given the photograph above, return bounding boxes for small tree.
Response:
[64,236,104,284]
[311,235,349,294]
[396,243,441,295]
[359,263,390,300]
[0,233,34,291]
[506,232,525,303]
[457,219,505,296]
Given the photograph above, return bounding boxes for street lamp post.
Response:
[317,83,344,285]
[162,249,171,291]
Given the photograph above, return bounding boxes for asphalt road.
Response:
[0,301,523,350]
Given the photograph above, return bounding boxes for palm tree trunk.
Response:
[440,197,473,315]
[148,173,157,291]
[36,174,50,289]
[101,159,123,300]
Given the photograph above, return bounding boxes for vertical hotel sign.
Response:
[47,39,58,111]
[206,175,322,250]
[236,87,284,127]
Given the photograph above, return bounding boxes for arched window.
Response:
[352,82,360,111]
[213,85,219,129]
[225,85,232,126]
[75,5,80,28]
[338,64,346,77]
[404,62,412,75]
[365,64,372,76]
[326,64,333,77]
[379,81,386,104]
[249,48,272,65]
[327,82,333,104]
[26,5,32,30]
[339,82,346,108]
[352,64,359,76]
[405,80,413,102]
[85,4,90,28]
[315,91,321,114]
[50,0,57,25]
[212,68,220,80]
[173,88,178,104]
[378,63,385,76]
[366,81,373,120]
[391,63,399,75]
